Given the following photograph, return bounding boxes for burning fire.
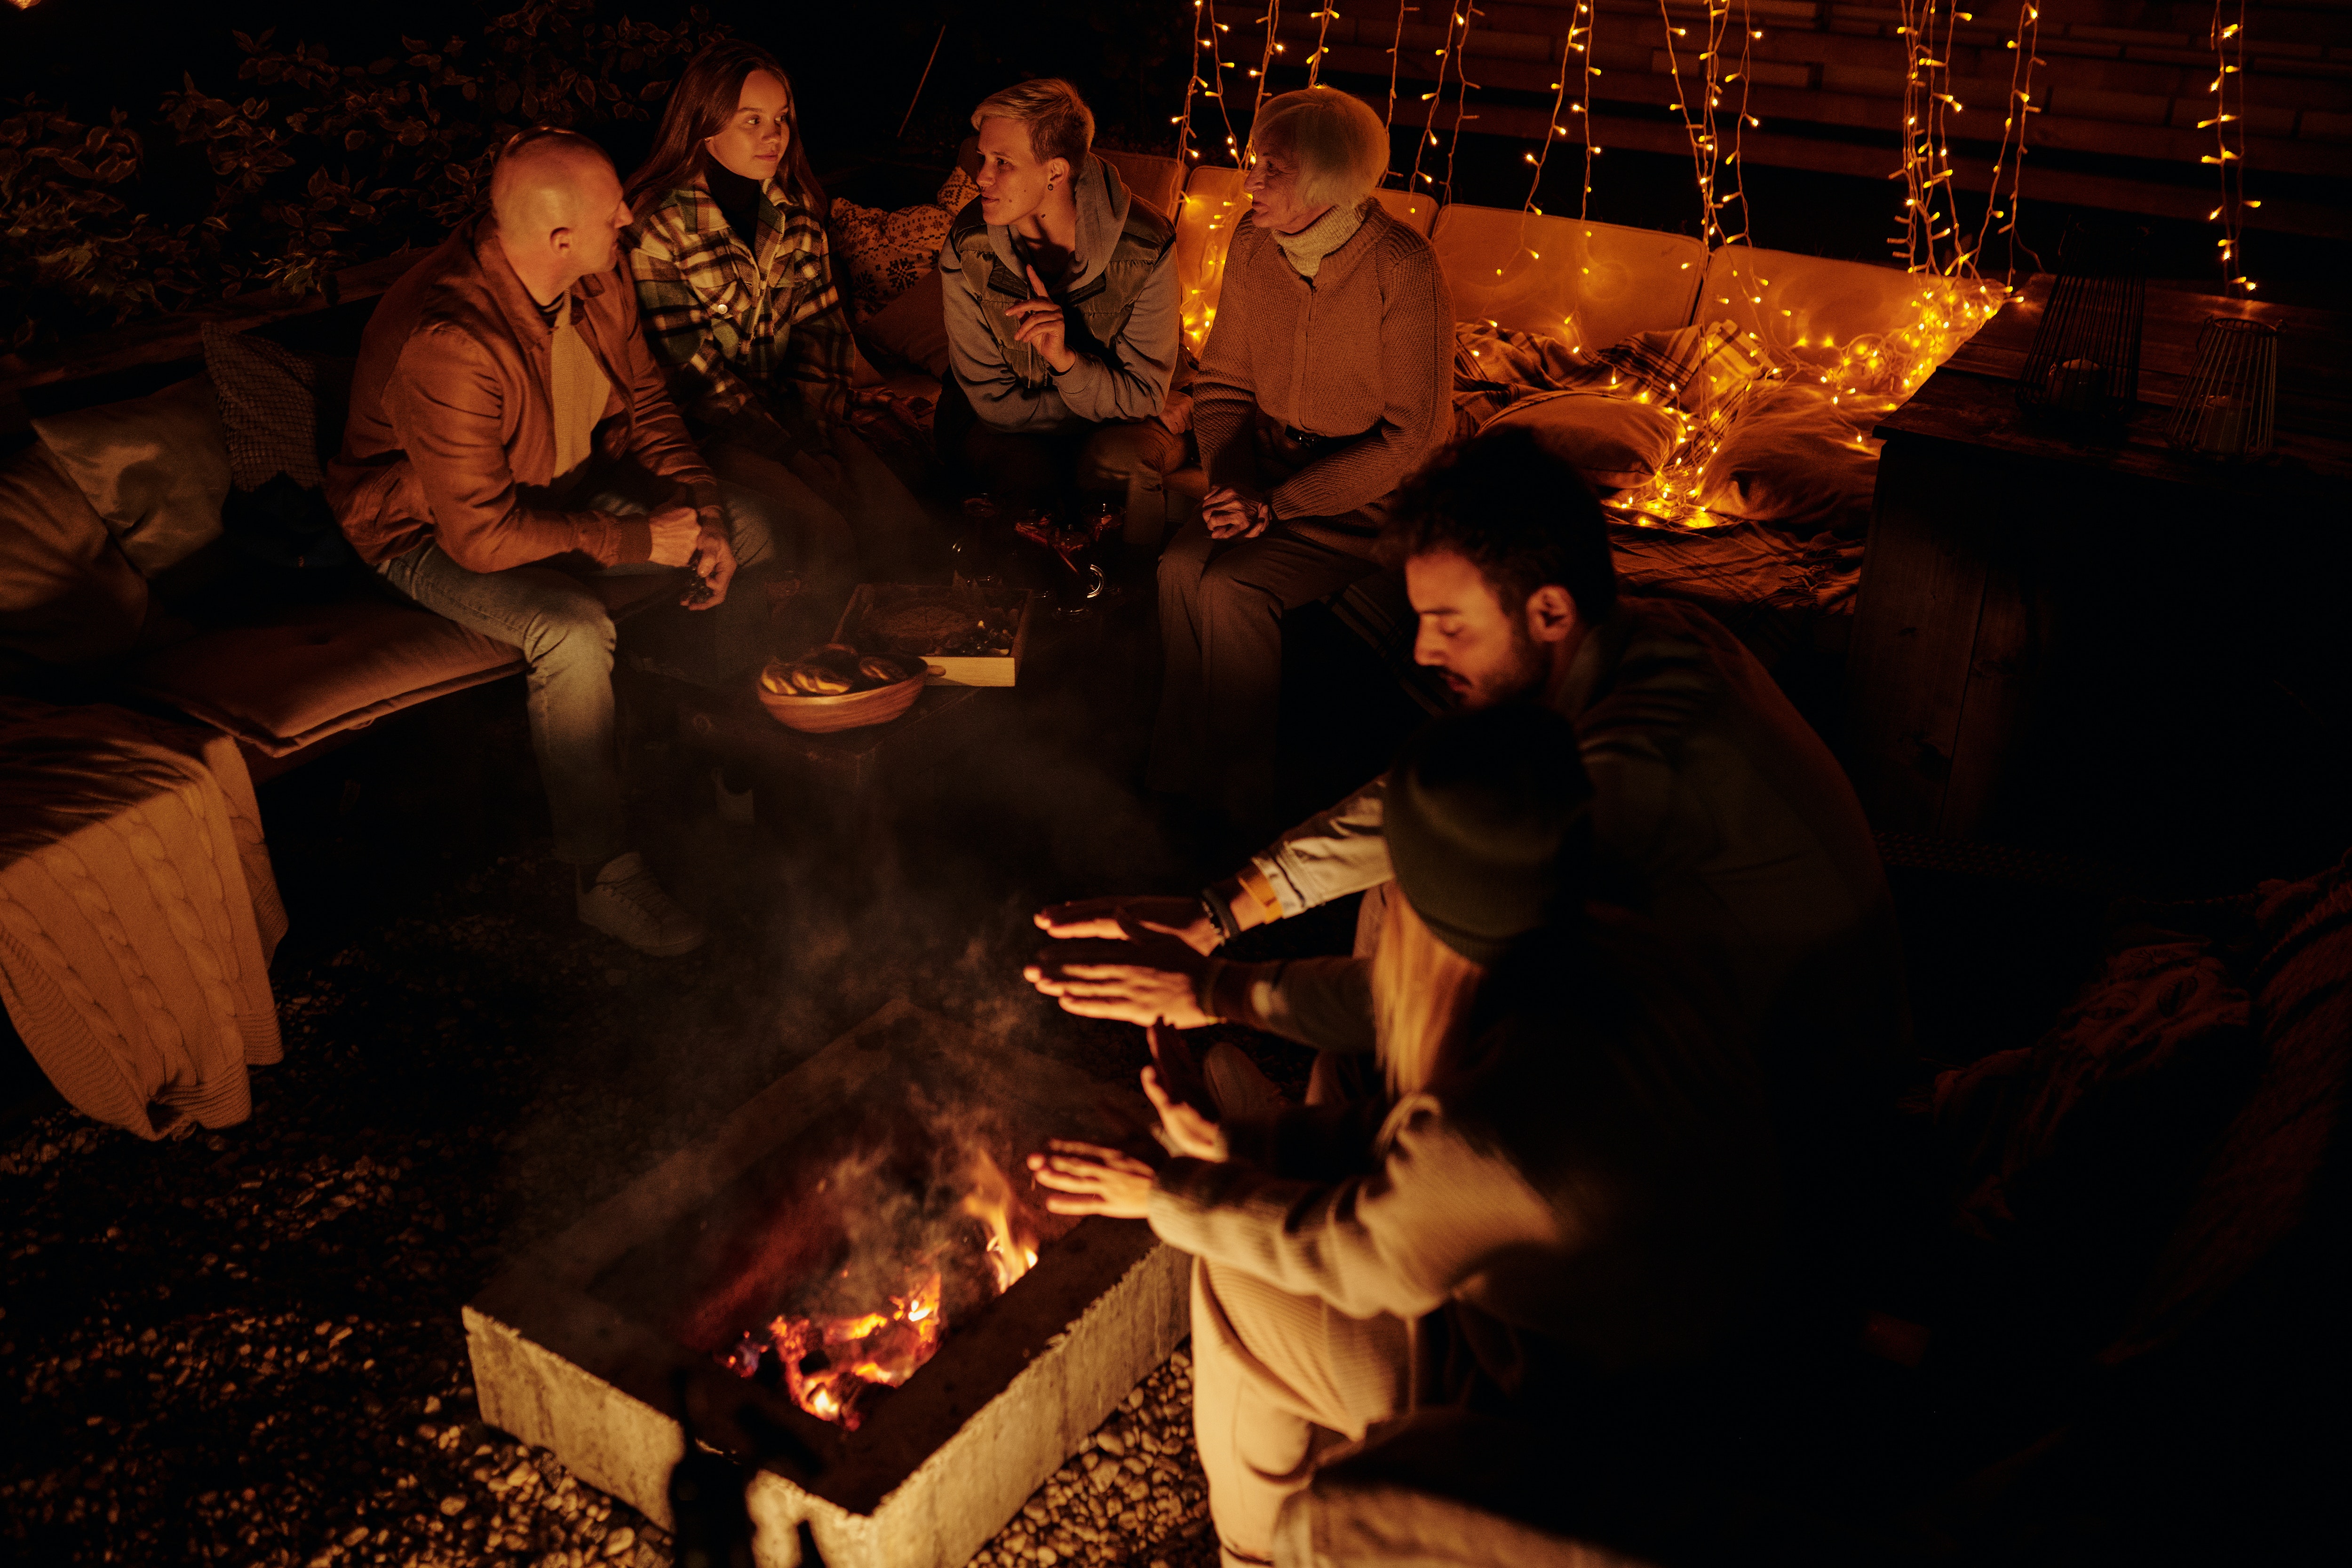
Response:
[963,1144,1041,1293]
[723,1148,1038,1429]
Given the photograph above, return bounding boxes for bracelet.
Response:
[1234,864,1285,926]
[1197,888,1239,945]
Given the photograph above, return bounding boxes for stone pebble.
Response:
[965,1346,1214,1568]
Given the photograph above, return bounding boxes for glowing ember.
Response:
[768,1271,946,1430]
[723,1148,1039,1429]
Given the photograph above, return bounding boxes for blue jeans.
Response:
[376,468,779,869]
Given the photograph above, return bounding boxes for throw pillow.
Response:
[31,373,231,578]
[200,324,358,572]
[0,444,149,663]
[1697,384,1882,538]
[1599,318,1768,416]
[1477,390,1682,493]
[828,169,980,323]
[860,267,951,379]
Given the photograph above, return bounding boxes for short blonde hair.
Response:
[1250,87,1388,210]
[972,78,1094,171]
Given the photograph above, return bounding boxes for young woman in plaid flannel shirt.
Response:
[621,42,939,638]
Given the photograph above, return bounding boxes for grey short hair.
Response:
[1250,87,1388,210]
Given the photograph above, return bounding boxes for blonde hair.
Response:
[1372,893,1487,1098]
[972,78,1095,171]
[1250,87,1389,210]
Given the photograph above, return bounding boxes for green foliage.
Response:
[3,0,729,353]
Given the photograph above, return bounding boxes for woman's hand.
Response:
[1144,1067,1227,1162]
[1028,1140,1157,1218]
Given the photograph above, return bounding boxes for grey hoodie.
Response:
[938,155,1182,433]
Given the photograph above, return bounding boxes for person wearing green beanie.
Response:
[1029,427,1904,1196]
[1029,707,1779,1568]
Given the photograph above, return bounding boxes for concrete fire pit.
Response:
[463,1001,1189,1568]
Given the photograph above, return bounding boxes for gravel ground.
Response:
[0,673,1349,1568]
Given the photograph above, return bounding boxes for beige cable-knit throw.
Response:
[0,700,285,1138]
[1193,202,1454,552]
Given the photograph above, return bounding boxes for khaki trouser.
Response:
[1191,1258,1411,1567]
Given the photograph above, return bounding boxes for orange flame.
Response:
[961,1147,1040,1293]
[750,1148,1042,1428]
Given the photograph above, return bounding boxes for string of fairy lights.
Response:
[2202,0,2257,295]
[1162,1,2263,524]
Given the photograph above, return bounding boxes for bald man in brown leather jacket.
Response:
[331,129,782,957]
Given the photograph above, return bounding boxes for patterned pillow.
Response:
[199,324,358,570]
[200,323,352,490]
[828,169,982,324]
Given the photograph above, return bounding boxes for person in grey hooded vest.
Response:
[936,78,1186,522]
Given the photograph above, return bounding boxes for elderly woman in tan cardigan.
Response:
[1150,87,1455,832]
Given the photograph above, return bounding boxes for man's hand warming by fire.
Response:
[1028,1140,1156,1218]
[1024,913,1218,1027]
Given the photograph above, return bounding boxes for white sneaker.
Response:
[577,852,706,957]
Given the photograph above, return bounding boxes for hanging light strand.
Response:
[1521,7,1587,220]
[1652,1,1754,251]
[2204,0,2255,294]
[1306,4,1340,85]
[1407,5,1468,193]
[1962,1,2044,279]
[1250,1,1287,120]
[1440,7,1484,207]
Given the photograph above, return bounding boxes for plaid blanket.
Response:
[623,180,856,439]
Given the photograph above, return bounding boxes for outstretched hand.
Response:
[1028,1140,1156,1218]
[1033,894,1222,954]
[1024,915,1216,1028]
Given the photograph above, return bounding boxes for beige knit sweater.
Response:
[1193,203,1454,551]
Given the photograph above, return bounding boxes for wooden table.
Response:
[1844,275,2352,881]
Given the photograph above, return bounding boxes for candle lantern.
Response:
[2016,227,2145,434]
[2165,316,2279,462]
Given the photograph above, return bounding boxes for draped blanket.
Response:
[0,699,286,1138]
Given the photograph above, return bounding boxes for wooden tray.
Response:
[832,584,1033,689]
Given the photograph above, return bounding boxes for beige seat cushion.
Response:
[1370,189,1438,235]
[1176,164,1250,357]
[1481,391,1684,492]
[126,597,524,755]
[0,444,149,663]
[1432,206,1708,350]
[125,574,683,754]
[1096,149,1184,222]
[32,374,232,578]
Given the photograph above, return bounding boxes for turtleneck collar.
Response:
[1271,197,1369,279]
[704,161,767,250]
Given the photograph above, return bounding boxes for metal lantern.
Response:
[2017,228,2145,432]
[2166,316,2279,462]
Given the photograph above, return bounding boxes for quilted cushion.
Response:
[1478,391,1681,492]
[31,373,231,578]
[1698,385,1882,537]
[127,598,524,755]
[0,444,149,663]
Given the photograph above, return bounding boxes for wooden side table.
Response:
[1845,276,2352,879]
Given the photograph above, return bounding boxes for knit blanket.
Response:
[0,699,286,1138]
